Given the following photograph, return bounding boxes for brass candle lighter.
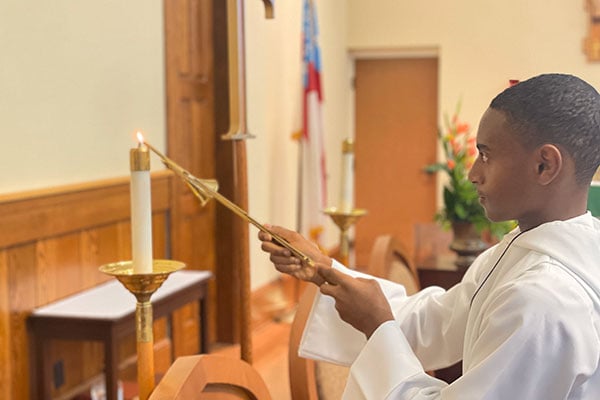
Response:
[143,141,315,267]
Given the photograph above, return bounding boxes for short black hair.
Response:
[490,73,600,185]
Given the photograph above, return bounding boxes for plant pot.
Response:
[449,221,488,269]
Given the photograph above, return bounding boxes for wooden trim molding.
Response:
[0,171,172,249]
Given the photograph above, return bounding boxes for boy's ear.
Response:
[535,144,562,185]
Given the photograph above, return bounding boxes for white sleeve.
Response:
[344,267,600,400]
[344,321,446,399]
[299,258,475,370]
[298,260,463,367]
[298,260,407,365]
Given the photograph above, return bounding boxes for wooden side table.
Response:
[417,254,468,384]
[417,253,467,290]
[28,270,212,400]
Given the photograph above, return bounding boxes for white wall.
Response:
[0,1,166,193]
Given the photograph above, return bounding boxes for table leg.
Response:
[199,296,208,353]
[31,334,52,400]
[105,336,120,400]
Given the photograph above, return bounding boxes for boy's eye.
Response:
[479,152,489,163]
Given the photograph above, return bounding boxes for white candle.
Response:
[130,135,153,274]
[340,138,354,213]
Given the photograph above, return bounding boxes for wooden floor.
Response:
[212,320,293,400]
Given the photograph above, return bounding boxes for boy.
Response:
[259,73,600,399]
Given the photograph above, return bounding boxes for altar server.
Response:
[260,73,600,399]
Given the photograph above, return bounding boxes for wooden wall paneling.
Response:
[152,212,169,259]
[152,318,173,376]
[118,333,138,382]
[116,318,173,381]
[0,250,10,400]
[80,225,124,289]
[0,179,130,250]
[116,221,133,262]
[36,233,87,398]
[164,0,219,347]
[36,233,82,305]
[153,338,173,378]
[0,172,182,397]
[0,173,171,250]
[172,302,200,358]
[8,243,37,400]
[79,226,122,387]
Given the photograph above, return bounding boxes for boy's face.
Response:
[468,108,539,224]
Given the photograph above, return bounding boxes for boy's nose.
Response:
[468,163,480,184]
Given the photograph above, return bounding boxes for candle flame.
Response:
[136,131,145,144]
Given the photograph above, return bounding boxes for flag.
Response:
[299,0,327,244]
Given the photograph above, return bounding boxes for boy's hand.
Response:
[318,266,394,339]
[258,225,332,285]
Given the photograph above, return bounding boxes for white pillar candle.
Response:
[130,137,153,274]
[340,138,354,213]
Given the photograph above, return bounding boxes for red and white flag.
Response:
[299,0,327,244]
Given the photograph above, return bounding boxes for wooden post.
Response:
[220,0,274,364]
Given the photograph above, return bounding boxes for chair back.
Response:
[367,234,420,294]
[289,284,349,400]
[149,354,272,400]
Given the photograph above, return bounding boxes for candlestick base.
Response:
[99,259,186,302]
[99,259,186,400]
[323,207,367,267]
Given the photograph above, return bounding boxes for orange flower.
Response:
[451,139,462,156]
[456,122,470,134]
[447,159,456,169]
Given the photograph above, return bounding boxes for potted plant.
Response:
[425,101,513,267]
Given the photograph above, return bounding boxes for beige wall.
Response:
[245,0,350,288]
[0,1,166,193]
[347,0,599,129]
[2,1,598,289]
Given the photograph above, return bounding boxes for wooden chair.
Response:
[149,354,272,400]
[289,235,420,400]
[365,234,420,294]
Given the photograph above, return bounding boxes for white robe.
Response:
[299,213,600,399]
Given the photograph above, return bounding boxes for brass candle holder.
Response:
[323,207,367,267]
[99,259,186,400]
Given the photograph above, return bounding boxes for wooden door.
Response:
[354,58,438,266]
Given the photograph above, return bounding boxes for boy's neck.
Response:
[518,190,589,232]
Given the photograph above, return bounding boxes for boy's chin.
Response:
[483,209,506,223]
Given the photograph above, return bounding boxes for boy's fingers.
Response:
[319,280,336,296]
[317,266,343,286]
[258,230,272,241]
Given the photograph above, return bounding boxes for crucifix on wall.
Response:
[584,0,600,61]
